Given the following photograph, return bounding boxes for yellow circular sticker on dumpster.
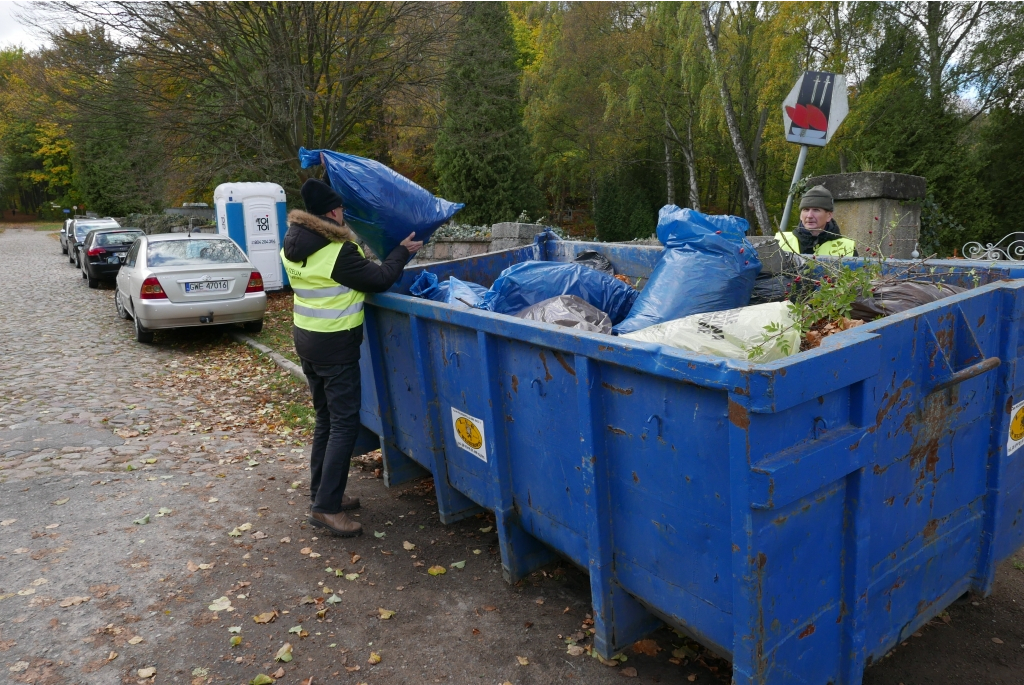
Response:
[456,417,483,449]
[1011,406,1024,442]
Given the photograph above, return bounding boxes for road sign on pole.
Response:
[778,71,848,233]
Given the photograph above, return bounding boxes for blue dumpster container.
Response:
[356,232,1024,684]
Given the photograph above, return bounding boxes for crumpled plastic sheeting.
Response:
[479,261,638,324]
[612,206,761,334]
[850,281,965,321]
[409,271,487,308]
[299,147,463,259]
[514,295,612,334]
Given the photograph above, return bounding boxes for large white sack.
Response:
[620,301,799,362]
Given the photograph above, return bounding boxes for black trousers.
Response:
[301,358,362,514]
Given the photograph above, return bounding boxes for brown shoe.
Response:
[308,510,363,537]
[308,495,360,513]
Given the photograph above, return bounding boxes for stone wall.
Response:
[413,222,548,263]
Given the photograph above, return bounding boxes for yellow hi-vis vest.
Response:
[280,242,366,333]
[774,232,856,257]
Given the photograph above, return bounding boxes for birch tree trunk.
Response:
[665,112,701,211]
[699,4,772,235]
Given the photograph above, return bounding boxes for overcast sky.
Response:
[0,2,49,52]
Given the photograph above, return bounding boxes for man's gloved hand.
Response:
[400,232,424,255]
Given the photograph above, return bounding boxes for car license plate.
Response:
[108,255,120,264]
[185,281,229,293]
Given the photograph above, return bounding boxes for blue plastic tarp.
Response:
[299,147,464,259]
[612,206,761,334]
[479,261,638,324]
[409,271,487,308]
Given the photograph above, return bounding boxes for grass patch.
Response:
[34,221,63,231]
[250,290,300,364]
[1014,559,1024,572]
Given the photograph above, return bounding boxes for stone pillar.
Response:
[804,172,926,259]
[489,222,546,251]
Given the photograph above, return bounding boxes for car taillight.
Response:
[140,277,167,299]
[246,271,264,293]
[87,247,106,257]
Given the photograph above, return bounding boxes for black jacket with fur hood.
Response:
[282,209,410,366]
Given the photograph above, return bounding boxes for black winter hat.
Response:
[300,178,343,216]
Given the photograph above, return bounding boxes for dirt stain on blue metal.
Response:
[601,382,633,396]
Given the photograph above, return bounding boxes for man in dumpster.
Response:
[775,185,856,256]
[281,178,423,537]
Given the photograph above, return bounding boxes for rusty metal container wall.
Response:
[355,233,1024,685]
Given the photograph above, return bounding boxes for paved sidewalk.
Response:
[2,228,1023,685]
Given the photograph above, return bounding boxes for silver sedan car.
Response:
[115,233,267,343]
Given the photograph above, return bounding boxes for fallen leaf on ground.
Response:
[288,625,304,634]
[253,531,268,540]
[116,429,140,438]
[687,675,697,682]
[230,635,242,646]
[345,665,360,672]
[484,605,497,611]
[59,596,91,607]
[144,458,157,464]
[31,578,48,586]
[186,561,199,572]
[128,636,144,645]
[350,554,361,564]
[0,519,16,526]
[209,596,233,612]
[290,481,301,489]
[632,639,661,656]
[138,666,156,678]
[133,514,150,525]
[480,526,493,533]
[326,594,342,604]
[373,531,385,538]
[273,667,286,678]
[229,626,242,633]
[198,563,213,570]
[300,547,312,555]
[108,651,117,661]
[568,645,585,656]
[368,652,381,665]
[345,573,359,581]
[280,537,291,543]
[229,528,242,537]
[309,552,321,558]
[993,637,1004,644]
[155,508,172,517]
[403,541,415,550]
[52,497,70,505]
[275,642,293,662]
[17,589,36,596]
[250,676,274,685]
[428,566,446,576]
[45,523,59,529]
[208,497,219,503]
[535,598,544,605]
[620,666,638,677]
[450,560,466,569]
[378,608,396,619]
[253,610,279,624]
[238,522,253,531]
[517,656,529,666]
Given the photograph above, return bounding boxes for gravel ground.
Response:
[2,226,1024,685]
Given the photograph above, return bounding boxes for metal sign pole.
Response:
[778,144,808,234]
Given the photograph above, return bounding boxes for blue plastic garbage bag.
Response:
[480,261,638,324]
[299,147,464,259]
[612,206,761,335]
[409,272,487,308]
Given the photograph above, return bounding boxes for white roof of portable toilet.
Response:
[213,182,286,203]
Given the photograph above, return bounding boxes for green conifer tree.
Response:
[434,2,540,225]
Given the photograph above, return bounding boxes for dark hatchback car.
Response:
[79,228,145,288]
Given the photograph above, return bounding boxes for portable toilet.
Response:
[213,182,289,290]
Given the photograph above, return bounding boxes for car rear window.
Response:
[96,231,143,247]
[76,222,116,237]
[147,239,246,267]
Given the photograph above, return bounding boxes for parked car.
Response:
[59,219,72,254]
[78,227,145,288]
[114,233,266,343]
[68,218,120,266]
